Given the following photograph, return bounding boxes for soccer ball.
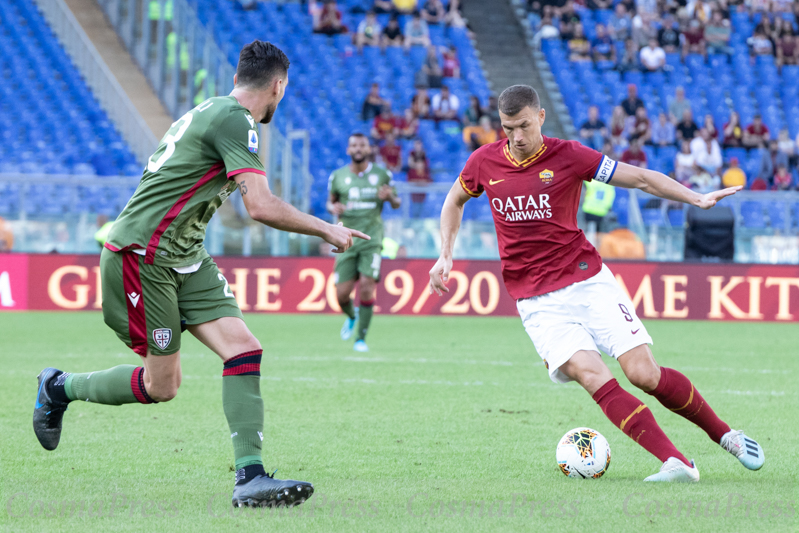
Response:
[556,427,611,479]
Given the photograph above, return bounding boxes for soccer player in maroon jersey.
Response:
[429,85,764,482]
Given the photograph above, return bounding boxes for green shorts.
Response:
[334,242,383,284]
[100,249,242,356]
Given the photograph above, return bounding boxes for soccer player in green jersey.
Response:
[327,133,400,352]
[32,40,368,508]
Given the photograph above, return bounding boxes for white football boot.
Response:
[720,429,765,470]
[643,457,700,482]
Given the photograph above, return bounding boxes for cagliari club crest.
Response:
[153,328,172,350]
[539,169,554,183]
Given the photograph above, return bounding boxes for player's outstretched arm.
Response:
[610,162,742,210]
[234,172,369,253]
[429,180,471,295]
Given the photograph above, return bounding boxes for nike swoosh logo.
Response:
[489,179,505,185]
[631,329,640,335]
[35,375,46,409]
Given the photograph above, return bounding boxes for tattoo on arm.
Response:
[240,180,248,195]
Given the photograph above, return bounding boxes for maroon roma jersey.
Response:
[458,136,617,299]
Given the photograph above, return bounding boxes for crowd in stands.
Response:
[307,0,507,215]
[535,0,799,192]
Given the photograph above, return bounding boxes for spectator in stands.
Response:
[776,27,799,70]
[602,140,619,160]
[702,114,717,139]
[391,0,419,14]
[629,107,652,144]
[632,16,657,49]
[407,139,431,218]
[421,0,445,24]
[379,132,403,173]
[587,0,612,9]
[748,28,774,57]
[534,13,560,45]
[314,0,347,35]
[445,0,467,29]
[778,128,795,166]
[568,23,592,62]
[485,95,500,123]
[690,128,723,176]
[675,140,696,185]
[374,0,395,13]
[559,1,582,41]
[422,45,443,88]
[609,105,629,149]
[0,217,12,252]
[608,3,632,41]
[430,85,459,121]
[442,45,460,78]
[404,11,431,50]
[617,38,641,72]
[356,11,382,51]
[640,38,666,71]
[676,109,699,142]
[668,87,691,124]
[651,112,676,146]
[759,139,789,182]
[411,87,430,117]
[579,105,608,150]
[744,113,770,148]
[704,11,732,55]
[620,84,644,117]
[622,138,648,168]
[682,19,706,58]
[773,165,793,190]
[398,108,419,138]
[689,169,720,193]
[721,157,746,188]
[592,24,616,63]
[381,16,404,48]
[362,83,387,121]
[463,116,498,151]
[688,0,712,24]
[722,110,743,147]
[463,95,483,127]
[658,14,680,53]
[371,105,397,140]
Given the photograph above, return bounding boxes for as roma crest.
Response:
[153,328,172,350]
[539,169,554,183]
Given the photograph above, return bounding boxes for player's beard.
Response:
[351,153,367,164]
[260,102,277,124]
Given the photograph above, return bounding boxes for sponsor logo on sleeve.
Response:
[248,130,258,153]
[594,155,617,184]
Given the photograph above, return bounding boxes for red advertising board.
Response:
[2,253,798,321]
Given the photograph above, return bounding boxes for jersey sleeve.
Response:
[212,111,266,179]
[571,141,617,184]
[328,171,339,199]
[458,150,484,197]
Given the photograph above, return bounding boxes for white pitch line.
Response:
[678,366,791,375]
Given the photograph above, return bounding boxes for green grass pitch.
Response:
[1,312,797,532]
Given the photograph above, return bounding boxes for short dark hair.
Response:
[498,85,540,116]
[236,40,290,89]
[349,132,369,141]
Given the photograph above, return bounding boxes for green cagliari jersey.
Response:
[106,96,264,267]
[328,163,394,242]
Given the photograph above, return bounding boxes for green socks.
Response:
[341,300,356,320]
[222,350,264,470]
[357,300,374,341]
[65,365,155,405]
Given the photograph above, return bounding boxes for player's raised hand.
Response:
[696,186,742,210]
[428,256,453,296]
[325,222,370,253]
[377,184,394,200]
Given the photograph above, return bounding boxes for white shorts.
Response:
[516,264,653,384]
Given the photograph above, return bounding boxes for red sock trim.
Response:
[130,367,156,404]
[122,252,148,356]
[360,299,375,307]
[223,350,263,377]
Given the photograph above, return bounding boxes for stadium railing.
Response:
[33,0,159,165]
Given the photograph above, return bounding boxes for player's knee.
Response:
[148,382,179,402]
[627,367,660,392]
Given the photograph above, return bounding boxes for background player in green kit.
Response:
[32,40,368,508]
[327,133,400,352]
